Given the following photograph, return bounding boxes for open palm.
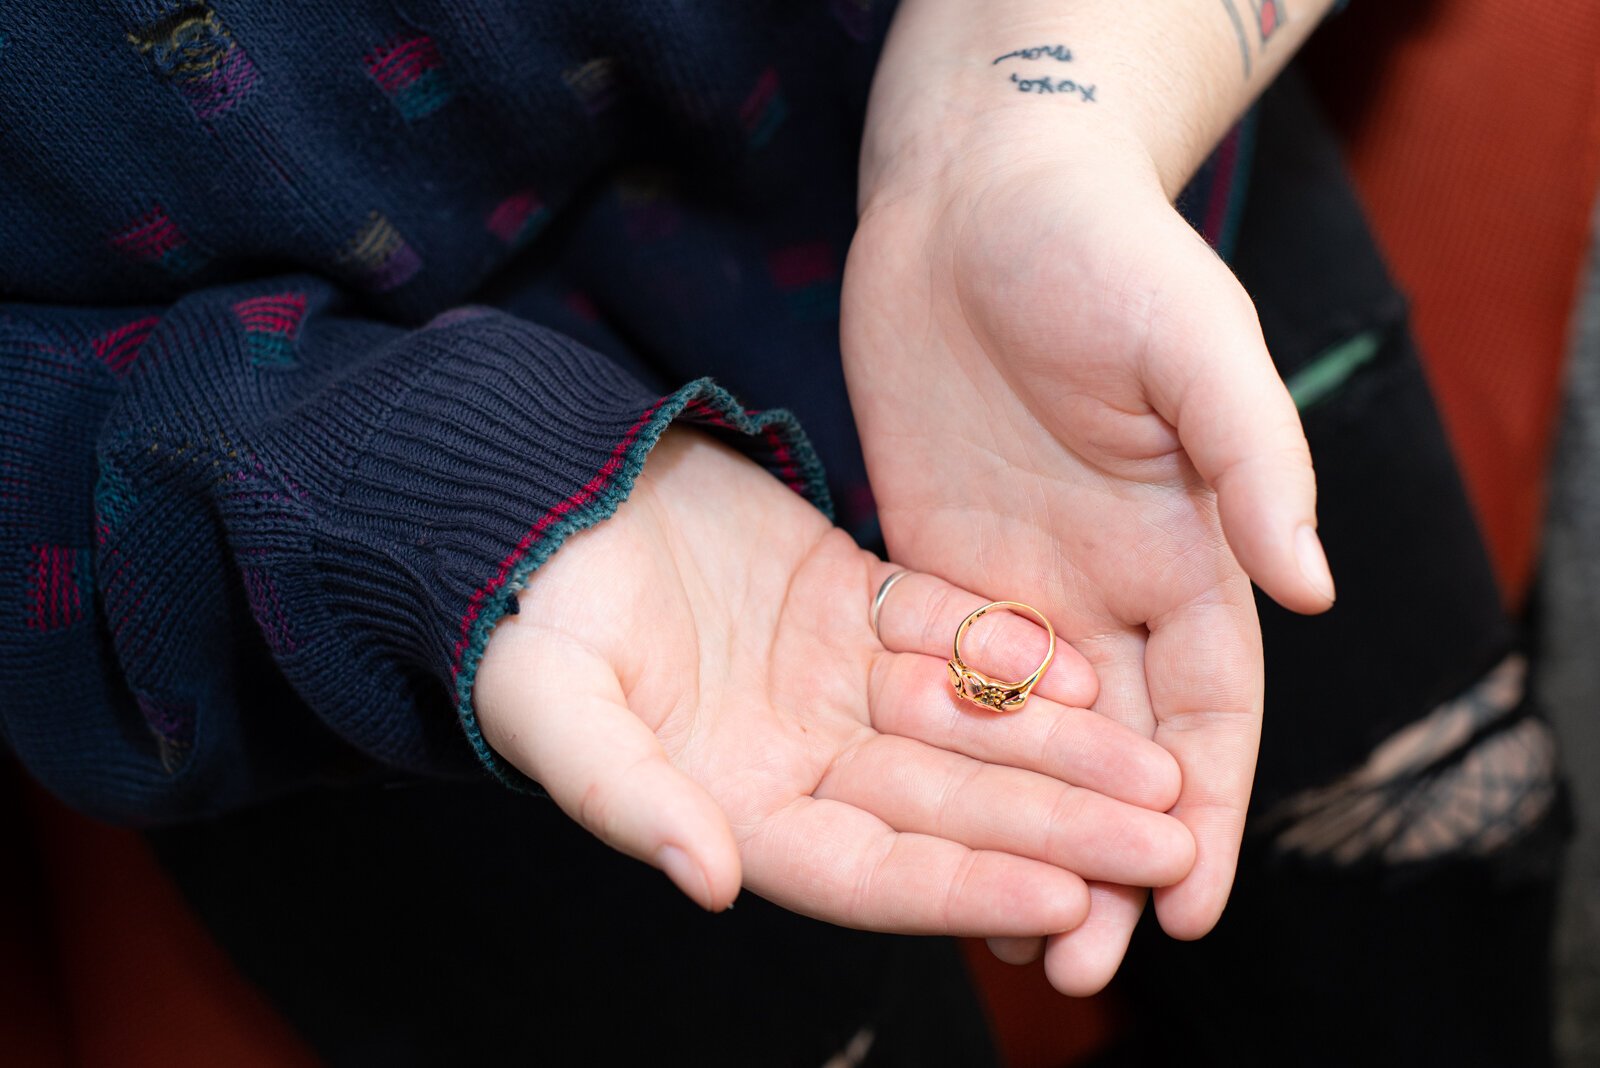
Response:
[843,129,1329,989]
[475,428,1193,935]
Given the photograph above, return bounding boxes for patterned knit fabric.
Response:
[0,1,869,821]
[0,1,1240,822]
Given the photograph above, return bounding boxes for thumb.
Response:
[1144,230,1335,615]
[475,638,743,911]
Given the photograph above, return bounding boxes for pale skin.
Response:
[476,428,1196,936]
[846,0,1338,991]
[477,0,1342,998]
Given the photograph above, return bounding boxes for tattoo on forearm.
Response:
[1221,0,1290,80]
[1254,0,1287,44]
[991,44,1097,103]
[1220,0,1253,77]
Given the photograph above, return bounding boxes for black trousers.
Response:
[1101,73,1567,1068]
[149,777,998,1066]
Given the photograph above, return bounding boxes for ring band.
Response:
[871,570,912,645]
[948,601,1056,712]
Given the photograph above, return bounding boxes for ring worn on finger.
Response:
[948,602,1056,712]
[871,569,913,645]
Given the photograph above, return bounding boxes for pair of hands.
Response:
[477,4,1332,996]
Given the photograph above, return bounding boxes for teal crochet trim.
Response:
[452,377,832,789]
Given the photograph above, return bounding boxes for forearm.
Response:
[0,284,827,821]
[861,0,1338,202]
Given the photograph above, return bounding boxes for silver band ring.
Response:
[871,570,913,645]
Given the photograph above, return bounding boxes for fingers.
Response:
[1141,229,1334,616]
[740,797,1091,935]
[986,936,1044,966]
[475,640,743,912]
[1074,627,1156,738]
[867,648,1180,811]
[1041,884,1148,996]
[818,734,1195,888]
[869,565,1099,709]
[1144,588,1264,939]
[1056,627,1156,982]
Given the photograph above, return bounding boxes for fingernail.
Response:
[1294,525,1336,603]
[656,844,713,909]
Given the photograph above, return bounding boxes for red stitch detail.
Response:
[762,426,804,494]
[110,207,185,259]
[26,544,83,630]
[234,292,308,335]
[365,35,442,92]
[91,316,160,375]
[450,400,666,679]
[242,312,298,332]
[486,190,548,245]
[683,398,734,429]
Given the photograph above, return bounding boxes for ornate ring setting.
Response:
[947,601,1056,712]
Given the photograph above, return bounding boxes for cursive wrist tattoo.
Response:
[991,44,1073,64]
[1007,72,1097,101]
[991,44,1098,103]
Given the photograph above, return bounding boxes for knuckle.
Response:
[574,776,616,839]
[852,838,896,924]
[922,584,958,653]
[1042,786,1090,860]
[1041,710,1090,777]
[942,849,982,929]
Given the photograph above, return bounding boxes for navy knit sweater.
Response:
[0,2,1247,822]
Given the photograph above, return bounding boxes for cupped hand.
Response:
[843,96,1331,989]
[474,427,1192,936]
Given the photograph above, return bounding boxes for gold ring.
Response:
[947,601,1056,712]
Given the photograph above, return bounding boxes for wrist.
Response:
[464,384,831,788]
[858,5,1182,210]
[858,84,1161,221]
[860,0,1336,207]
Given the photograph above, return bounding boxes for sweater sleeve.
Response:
[0,279,828,824]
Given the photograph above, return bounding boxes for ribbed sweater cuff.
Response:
[323,312,830,785]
